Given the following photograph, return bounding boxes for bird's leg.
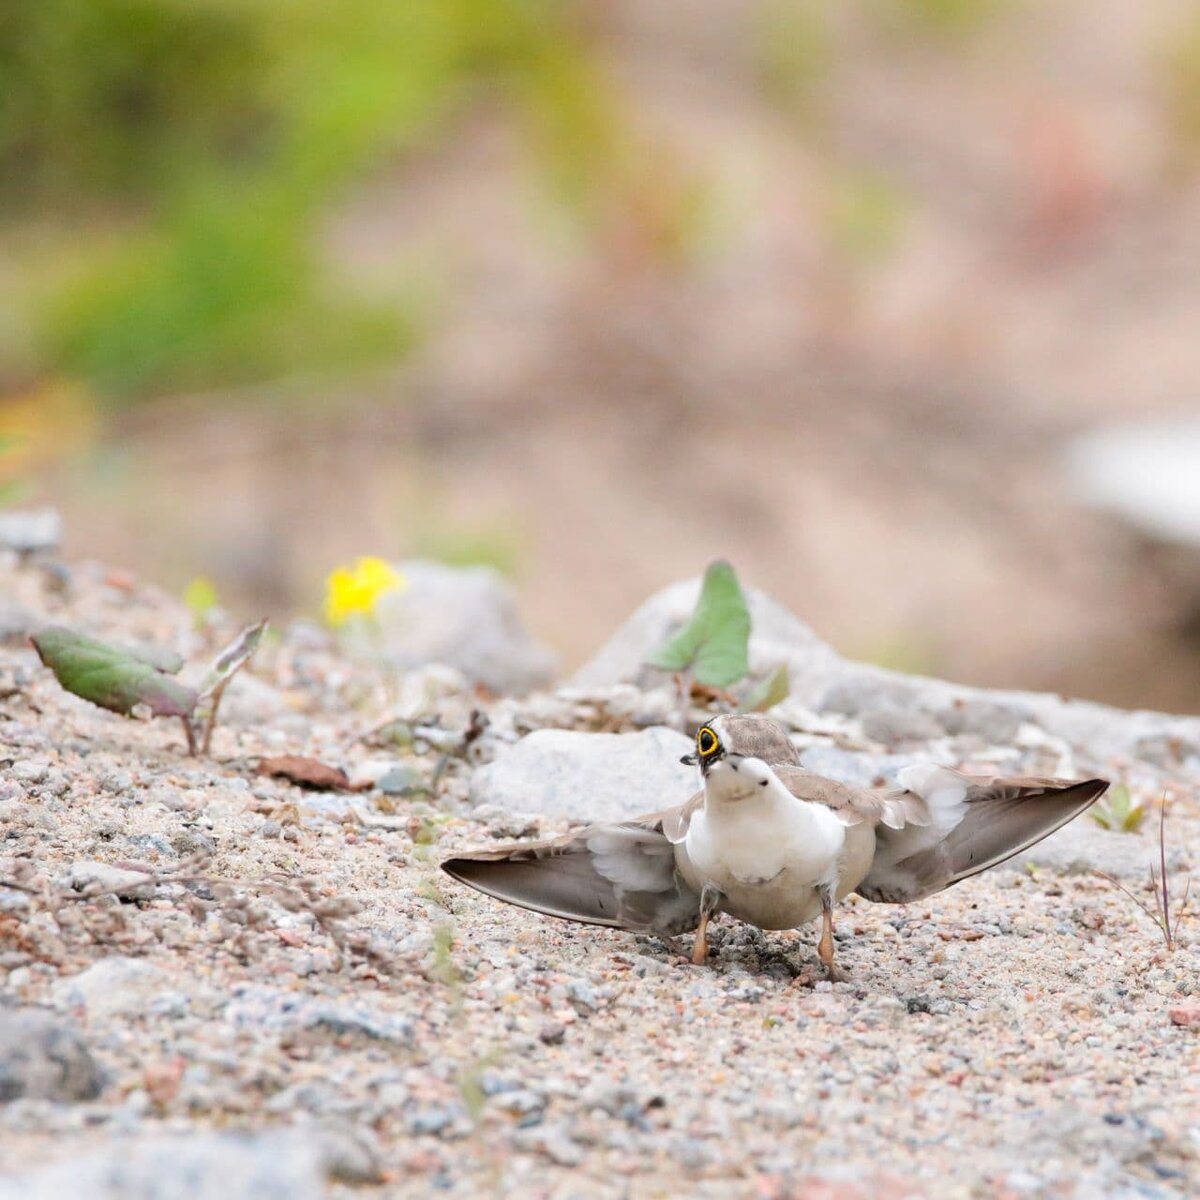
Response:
[692,884,722,966]
[817,886,848,982]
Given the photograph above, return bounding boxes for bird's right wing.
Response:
[441,804,703,935]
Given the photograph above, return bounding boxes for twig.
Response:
[200,677,230,755]
[1097,794,1191,952]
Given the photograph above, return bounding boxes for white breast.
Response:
[685,770,846,890]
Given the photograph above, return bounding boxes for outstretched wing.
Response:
[441,805,703,935]
[857,765,1108,903]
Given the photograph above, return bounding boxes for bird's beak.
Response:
[680,752,698,767]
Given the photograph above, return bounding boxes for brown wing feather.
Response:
[858,776,1108,903]
[772,766,927,829]
[441,810,702,935]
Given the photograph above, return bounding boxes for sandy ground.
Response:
[0,556,1197,1198]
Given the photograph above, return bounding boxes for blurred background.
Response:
[5,0,1200,711]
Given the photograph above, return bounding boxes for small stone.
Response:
[566,980,599,1014]
[316,1122,384,1185]
[532,1125,584,1167]
[65,861,155,901]
[860,707,945,746]
[0,508,62,555]
[0,596,37,643]
[53,956,174,1022]
[538,1022,566,1046]
[0,1130,325,1200]
[10,762,48,785]
[0,799,55,832]
[377,765,426,796]
[223,984,414,1045]
[939,699,1025,744]
[0,1009,104,1103]
[1168,1006,1200,1028]
[409,1107,457,1136]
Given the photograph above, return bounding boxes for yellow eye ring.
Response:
[696,726,719,758]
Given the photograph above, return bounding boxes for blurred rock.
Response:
[573,577,840,696]
[470,726,696,822]
[222,984,414,1045]
[939,699,1026,744]
[575,574,1200,770]
[0,1131,324,1200]
[53,956,174,1022]
[362,560,555,695]
[65,861,155,901]
[0,509,62,556]
[1009,816,1187,881]
[217,673,291,725]
[0,596,37,643]
[0,1009,104,1103]
[860,707,945,747]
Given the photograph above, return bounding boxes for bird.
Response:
[442,714,1108,978]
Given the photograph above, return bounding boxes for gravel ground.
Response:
[0,556,1197,1199]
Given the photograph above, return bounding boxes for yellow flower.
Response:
[323,557,405,627]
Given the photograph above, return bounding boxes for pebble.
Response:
[65,861,156,901]
[52,956,175,1021]
[0,1009,104,1103]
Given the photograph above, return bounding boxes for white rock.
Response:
[65,861,156,901]
[53,956,174,1022]
[574,574,1200,770]
[0,1009,104,1103]
[0,508,62,555]
[0,1131,325,1200]
[216,673,291,725]
[470,726,697,822]
[355,560,556,695]
[572,577,841,697]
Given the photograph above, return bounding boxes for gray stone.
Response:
[0,1130,325,1200]
[470,726,696,822]
[939,699,1026,744]
[573,577,841,695]
[222,984,414,1045]
[313,1122,384,1185]
[0,596,37,643]
[217,673,290,725]
[0,1009,104,1103]
[1009,816,1188,881]
[0,508,62,555]
[0,799,55,831]
[65,861,156,901]
[797,746,919,788]
[377,764,426,796]
[53,956,174,1021]
[573,573,1200,771]
[356,559,556,695]
[860,706,945,746]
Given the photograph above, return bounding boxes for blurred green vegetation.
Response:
[0,0,621,405]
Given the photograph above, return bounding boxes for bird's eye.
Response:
[696,727,719,758]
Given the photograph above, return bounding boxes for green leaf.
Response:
[198,619,268,699]
[742,663,790,712]
[1090,784,1145,833]
[32,626,196,719]
[645,560,751,687]
[114,641,185,675]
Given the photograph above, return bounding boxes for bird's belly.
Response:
[681,799,860,929]
[719,870,825,930]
